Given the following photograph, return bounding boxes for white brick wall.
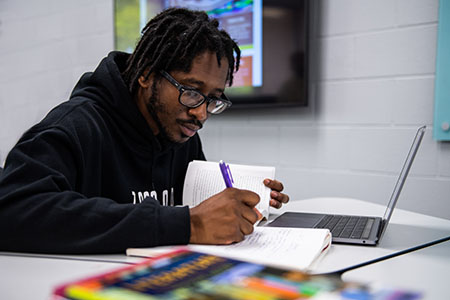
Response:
[0,0,113,164]
[0,0,448,219]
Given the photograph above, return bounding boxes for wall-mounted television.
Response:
[114,0,310,108]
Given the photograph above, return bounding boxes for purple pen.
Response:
[219,160,234,188]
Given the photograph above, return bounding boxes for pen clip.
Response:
[226,164,234,185]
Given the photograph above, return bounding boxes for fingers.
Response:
[224,216,254,244]
[270,199,282,209]
[264,178,284,192]
[236,188,260,208]
[227,188,260,223]
[253,207,263,221]
[269,191,290,209]
[264,179,290,209]
[189,188,260,245]
[240,203,261,224]
[270,190,289,204]
[239,217,255,236]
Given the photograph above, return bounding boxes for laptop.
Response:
[266,126,426,246]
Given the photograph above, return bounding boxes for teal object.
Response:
[434,0,450,140]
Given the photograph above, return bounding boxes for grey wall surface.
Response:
[1,0,448,219]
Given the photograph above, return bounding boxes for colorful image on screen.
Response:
[114,0,262,88]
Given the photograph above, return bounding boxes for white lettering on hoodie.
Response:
[131,188,174,206]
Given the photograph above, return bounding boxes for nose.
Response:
[188,101,208,122]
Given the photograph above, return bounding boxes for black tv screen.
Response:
[114,0,310,108]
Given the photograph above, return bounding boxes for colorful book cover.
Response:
[53,249,420,300]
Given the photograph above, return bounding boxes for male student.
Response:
[0,8,289,254]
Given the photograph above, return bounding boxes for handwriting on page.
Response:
[224,228,311,254]
[194,227,315,257]
[192,169,224,206]
[191,227,329,270]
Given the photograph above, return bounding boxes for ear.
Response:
[138,72,154,89]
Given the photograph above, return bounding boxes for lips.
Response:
[179,121,202,137]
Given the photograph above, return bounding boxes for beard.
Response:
[145,92,203,144]
[145,93,174,143]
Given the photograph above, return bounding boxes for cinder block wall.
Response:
[1,0,448,219]
[202,0,450,219]
[0,0,113,164]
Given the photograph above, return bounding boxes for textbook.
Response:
[54,249,421,300]
[127,227,332,271]
[182,160,275,220]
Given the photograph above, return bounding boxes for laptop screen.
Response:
[380,126,426,236]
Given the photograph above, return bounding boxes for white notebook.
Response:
[182,160,275,220]
[127,227,331,271]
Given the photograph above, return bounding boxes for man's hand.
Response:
[189,188,261,245]
[264,179,289,209]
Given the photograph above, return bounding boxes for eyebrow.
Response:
[182,77,225,94]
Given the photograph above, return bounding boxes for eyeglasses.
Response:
[160,70,232,114]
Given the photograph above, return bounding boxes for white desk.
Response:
[342,239,450,300]
[273,197,450,274]
[0,254,126,300]
[1,198,449,299]
[6,198,448,272]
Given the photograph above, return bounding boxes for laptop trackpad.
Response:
[267,212,324,228]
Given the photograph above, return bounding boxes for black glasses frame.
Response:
[160,70,232,114]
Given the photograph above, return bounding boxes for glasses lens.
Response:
[180,90,204,107]
[207,100,229,114]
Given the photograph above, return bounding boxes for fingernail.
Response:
[253,207,262,220]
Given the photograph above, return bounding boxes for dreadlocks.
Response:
[122,7,241,95]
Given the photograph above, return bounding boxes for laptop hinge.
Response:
[377,219,387,241]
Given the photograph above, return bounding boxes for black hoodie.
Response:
[0,51,205,254]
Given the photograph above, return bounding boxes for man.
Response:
[0,8,289,254]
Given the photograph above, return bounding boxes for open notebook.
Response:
[182,160,275,221]
[127,227,331,272]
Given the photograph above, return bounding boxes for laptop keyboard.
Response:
[315,215,374,239]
